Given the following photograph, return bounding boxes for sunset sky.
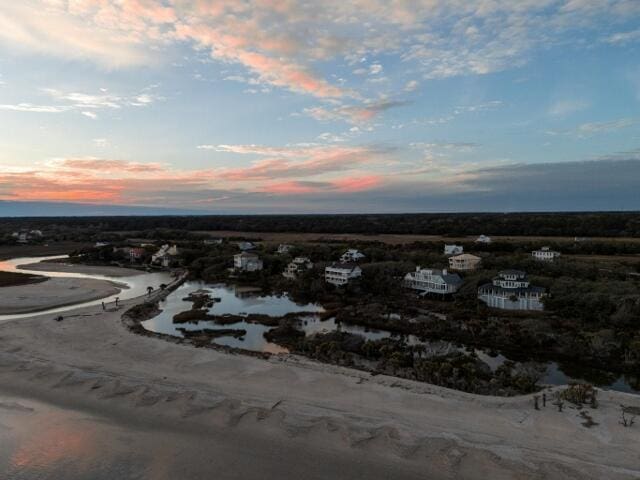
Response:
[0,0,639,214]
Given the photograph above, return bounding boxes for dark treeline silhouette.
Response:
[0,212,639,237]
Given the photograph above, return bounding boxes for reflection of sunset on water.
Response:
[10,410,98,474]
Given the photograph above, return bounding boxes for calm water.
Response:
[0,256,174,321]
[142,282,639,394]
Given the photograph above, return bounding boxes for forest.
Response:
[1,211,639,238]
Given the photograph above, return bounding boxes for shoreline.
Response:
[17,261,145,278]
[0,277,124,315]
[0,282,638,479]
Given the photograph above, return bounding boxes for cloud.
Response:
[602,28,640,45]
[546,118,637,137]
[1,1,637,102]
[0,86,162,117]
[547,99,589,117]
[304,99,410,124]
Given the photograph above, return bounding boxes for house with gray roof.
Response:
[404,267,463,295]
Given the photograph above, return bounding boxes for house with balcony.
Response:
[283,257,313,279]
[478,270,546,311]
[448,253,481,271]
[340,249,365,263]
[444,244,464,256]
[404,267,463,296]
[325,263,362,286]
[532,246,561,261]
[234,252,263,272]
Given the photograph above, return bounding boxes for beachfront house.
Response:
[283,257,313,279]
[277,244,293,254]
[404,267,463,296]
[477,270,546,311]
[325,263,362,286]
[340,249,366,263]
[12,230,43,244]
[476,235,492,244]
[128,247,146,262]
[444,244,464,256]
[532,246,561,261]
[234,252,263,272]
[152,244,179,267]
[448,253,482,271]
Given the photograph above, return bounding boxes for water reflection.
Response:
[0,256,173,321]
[143,281,639,394]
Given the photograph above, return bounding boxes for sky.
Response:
[0,0,639,214]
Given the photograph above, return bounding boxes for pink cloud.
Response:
[332,175,383,192]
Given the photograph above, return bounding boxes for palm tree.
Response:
[147,286,153,296]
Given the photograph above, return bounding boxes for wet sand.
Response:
[0,277,122,314]
[18,261,144,278]
[0,289,638,479]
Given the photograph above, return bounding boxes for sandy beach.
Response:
[0,277,122,315]
[17,261,145,278]
[0,287,638,479]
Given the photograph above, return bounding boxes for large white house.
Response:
[532,246,561,261]
[478,270,546,311]
[448,253,482,271]
[444,244,464,256]
[476,234,492,244]
[325,263,362,286]
[340,249,366,263]
[283,257,313,279]
[404,267,463,295]
[152,244,179,267]
[234,252,263,272]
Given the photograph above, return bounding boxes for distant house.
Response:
[95,241,110,248]
[448,253,481,271]
[12,230,43,244]
[237,241,256,251]
[325,263,362,286]
[404,267,463,295]
[204,238,223,245]
[152,244,179,267]
[234,252,263,272]
[283,257,313,279]
[478,270,545,311]
[340,249,365,263]
[444,244,464,256]
[532,246,561,261]
[476,235,492,244]
[128,247,146,262]
[277,244,293,254]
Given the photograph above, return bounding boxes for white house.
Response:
[532,246,561,261]
[283,257,313,279]
[325,263,362,286]
[237,241,256,251]
[448,253,482,271]
[152,244,179,267]
[340,249,365,263]
[234,252,263,272]
[277,244,293,254]
[444,244,464,256]
[404,267,463,295]
[478,270,546,311]
[476,235,492,244]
